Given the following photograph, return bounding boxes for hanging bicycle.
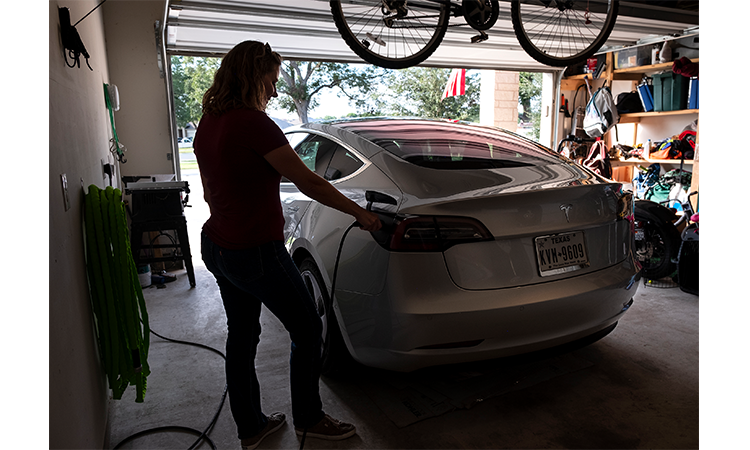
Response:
[330,0,619,69]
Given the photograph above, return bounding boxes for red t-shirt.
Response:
[193,109,289,249]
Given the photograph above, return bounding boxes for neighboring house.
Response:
[177,122,198,140]
[271,116,295,129]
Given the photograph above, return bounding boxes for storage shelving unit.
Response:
[557,51,699,208]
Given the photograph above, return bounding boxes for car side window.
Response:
[281,132,335,182]
[326,146,364,181]
[282,133,363,182]
[285,132,309,150]
[294,135,337,178]
[281,132,310,183]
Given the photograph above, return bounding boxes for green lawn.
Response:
[180,162,199,170]
[179,146,197,170]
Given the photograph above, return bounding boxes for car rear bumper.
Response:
[335,255,639,372]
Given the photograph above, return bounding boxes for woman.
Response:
[193,40,380,450]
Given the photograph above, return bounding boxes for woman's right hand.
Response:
[354,209,382,232]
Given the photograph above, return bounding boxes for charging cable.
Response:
[117,217,377,450]
[300,201,398,450]
[112,329,228,450]
[298,219,359,450]
[118,193,399,450]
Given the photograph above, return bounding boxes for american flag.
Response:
[442,68,466,100]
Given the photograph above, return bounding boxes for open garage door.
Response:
[164,0,698,70]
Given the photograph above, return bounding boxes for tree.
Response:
[171,56,221,128]
[380,67,480,121]
[273,61,384,123]
[518,72,542,122]
[171,56,484,127]
[518,72,543,140]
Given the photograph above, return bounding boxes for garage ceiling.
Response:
[165,0,698,71]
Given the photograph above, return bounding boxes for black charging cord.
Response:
[112,329,228,450]
[298,220,359,450]
[118,219,373,450]
[330,222,361,309]
[300,206,400,449]
[117,210,392,450]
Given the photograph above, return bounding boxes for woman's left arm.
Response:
[264,144,381,231]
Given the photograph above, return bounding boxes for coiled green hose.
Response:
[84,185,150,402]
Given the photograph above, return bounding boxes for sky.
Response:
[267,87,356,122]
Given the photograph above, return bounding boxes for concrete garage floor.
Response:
[106,263,698,450]
[107,170,699,449]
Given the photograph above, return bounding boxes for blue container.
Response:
[637,83,654,112]
[688,78,699,109]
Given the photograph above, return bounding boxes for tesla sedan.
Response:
[280,118,640,373]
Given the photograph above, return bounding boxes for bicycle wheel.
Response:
[634,209,680,280]
[511,0,618,67]
[330,0,451,69]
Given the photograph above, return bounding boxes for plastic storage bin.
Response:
[637,83,654,112]
[614,46,651,69]
[653,72,689,111]
[688,78,699,109]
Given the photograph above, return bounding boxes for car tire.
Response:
[298,257,352,375]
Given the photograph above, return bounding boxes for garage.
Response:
[46,1,722,449]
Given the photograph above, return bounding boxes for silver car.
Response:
[280,118,640,373]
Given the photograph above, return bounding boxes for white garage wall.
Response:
[102,0,176,178]
[49,1,177,448]
[49,0,112,447]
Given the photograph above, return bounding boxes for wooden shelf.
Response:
[560,75,604,91]
[619,109,699,123]
[563,73,601,81]
[611,158,695,166]
[558,46,699,197]
[614,58,698,75]
[561,58,700,90]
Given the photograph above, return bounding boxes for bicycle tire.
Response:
[634,209,680,280]
[330,0,451,69]
[511,0,619,67]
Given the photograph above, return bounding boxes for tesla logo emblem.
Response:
[560,204,573,222]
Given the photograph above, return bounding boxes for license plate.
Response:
[535,231,589,276]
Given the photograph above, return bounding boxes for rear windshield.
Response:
[338,120,561,169]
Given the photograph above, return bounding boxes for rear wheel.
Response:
[330,0,451,69]
[298,257,352,375]
[511,0,619,67]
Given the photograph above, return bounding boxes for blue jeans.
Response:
[201,232,324,439]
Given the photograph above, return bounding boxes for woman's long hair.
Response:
[202,41,282,116]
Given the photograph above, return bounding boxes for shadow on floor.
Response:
[106,263,698,450]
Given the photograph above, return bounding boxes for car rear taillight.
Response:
[381,216,493,252]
